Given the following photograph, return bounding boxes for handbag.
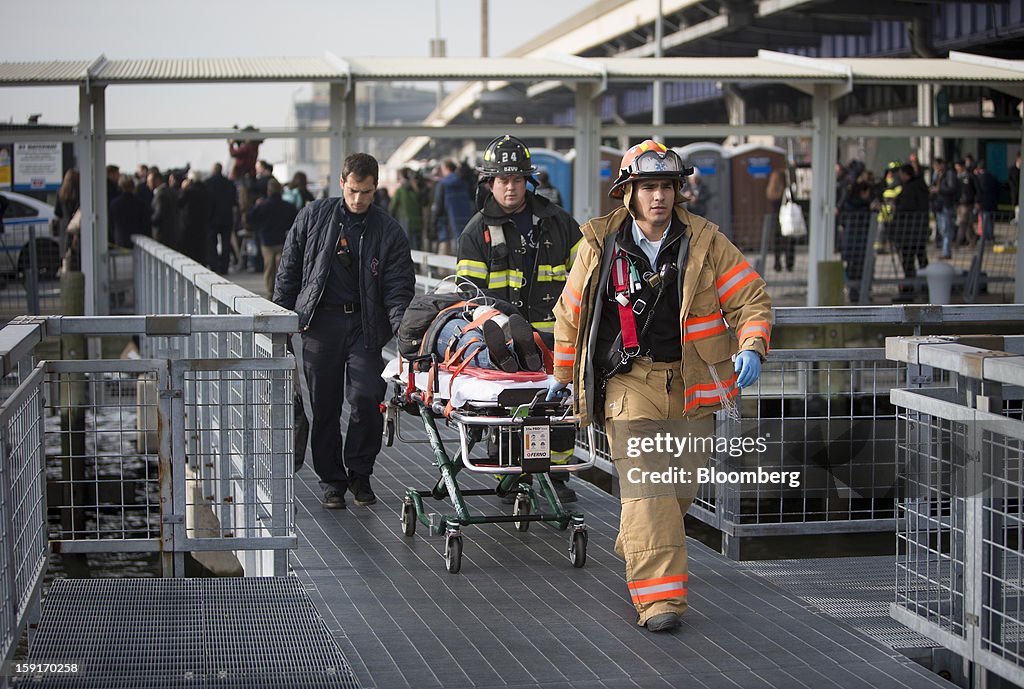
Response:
[778,188,806,238]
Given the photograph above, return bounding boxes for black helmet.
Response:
[478,135,538,178]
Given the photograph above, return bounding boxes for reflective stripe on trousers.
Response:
[603,358,714,626]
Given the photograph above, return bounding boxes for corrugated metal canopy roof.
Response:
[594,56,844,81]
[345,57,598,81]
[838,57,1024,85]
[0,60,93,85]
[0,55,1021,87]
[94,56,343,83]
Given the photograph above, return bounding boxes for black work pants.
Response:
[210,222,232,273]
[892,216,929,279]
[772,233,795,271]
[302,307,387,492]
[896,241,928,280]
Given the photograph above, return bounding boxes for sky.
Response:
[1,0,594,172]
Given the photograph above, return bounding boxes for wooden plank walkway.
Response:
[290,421,954,689]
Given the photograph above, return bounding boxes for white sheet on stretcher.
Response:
[382,357,563,409]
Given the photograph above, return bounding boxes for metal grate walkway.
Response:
[291,419,956,689]
[15,578,358,688]
[738,556,942,655]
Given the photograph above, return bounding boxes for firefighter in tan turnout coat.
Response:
[550,140,772,632]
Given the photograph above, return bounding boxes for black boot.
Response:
[482,320,519,373]
[507,314,543,372]
[348,473,377,506]
[551,474,577,503]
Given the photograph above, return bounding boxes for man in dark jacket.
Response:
[431,160,473,255]
[148,170,181,251]
[248,178,297,299]
[974,160,1000,242]
[929,158,959,258]
[134,164,153,207]
[893,163,930,290]
[206,162,238,273]
[274,153,415,509]
[954,160,978,248]
[178,171,214,264]
[456,135,583,502]
[109,175,151,248]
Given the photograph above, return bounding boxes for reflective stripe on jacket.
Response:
[457,191,582,329]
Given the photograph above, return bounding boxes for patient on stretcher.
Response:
[436,306,545,374]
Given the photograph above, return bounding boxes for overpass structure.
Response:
[397,0,1024,149]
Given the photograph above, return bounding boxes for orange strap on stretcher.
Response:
[533,332,554,374]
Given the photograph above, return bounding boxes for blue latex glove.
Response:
[546,379,570,402]
[734,351,762,389]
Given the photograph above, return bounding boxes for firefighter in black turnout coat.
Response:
[456,135,583,501]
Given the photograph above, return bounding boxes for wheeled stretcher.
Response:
[381,355,595,573]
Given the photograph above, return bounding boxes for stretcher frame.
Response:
[383,355,595,574]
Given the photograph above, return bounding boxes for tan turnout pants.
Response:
[261,244,284,300]
[604,358,714,626]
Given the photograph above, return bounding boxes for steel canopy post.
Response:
[76,86,95,311]
[573,82,600,224]
[724,86,746,148]
[329,82,356,198]
[79,86,110,320]
[652,0,663,135]
[809,83,838,306]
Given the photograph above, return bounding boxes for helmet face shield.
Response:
[629,149,686,175]
[609,141,693,198]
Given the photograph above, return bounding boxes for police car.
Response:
[0,191,62,280]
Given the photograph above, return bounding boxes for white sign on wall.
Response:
[14,142,62,191]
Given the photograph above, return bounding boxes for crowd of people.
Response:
[831,152,1014,300]
[51,142,1019,307]
[51,140,320,298]
[48,143,573,304]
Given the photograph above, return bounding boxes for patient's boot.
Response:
[508,314,543,372]
[482,320,519,373]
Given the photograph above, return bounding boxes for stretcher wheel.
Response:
[445,533,463,574]
[570,530,587,568]
[513,494,531,532]
[401,500,416,537]
[384,418,395,447]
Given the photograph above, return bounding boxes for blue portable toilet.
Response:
[674,142,731,239]
[529,148,572,214]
